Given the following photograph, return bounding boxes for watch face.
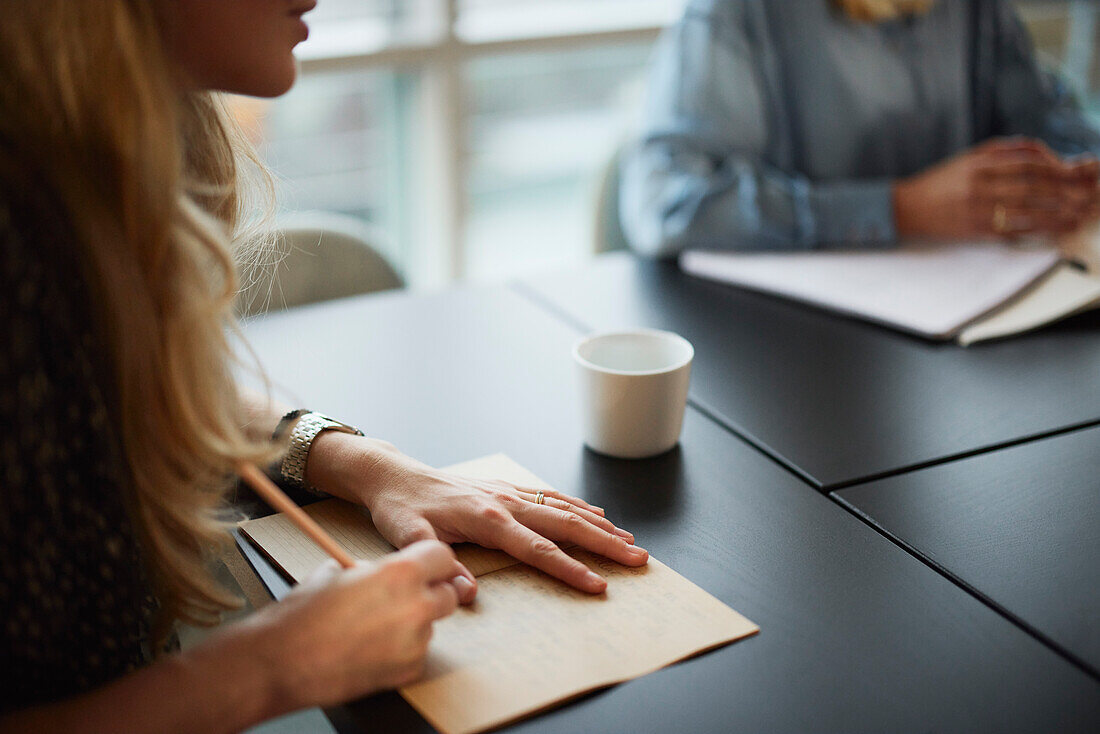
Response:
[313,413,364,436]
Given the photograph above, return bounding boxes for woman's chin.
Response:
[228,61,298,99]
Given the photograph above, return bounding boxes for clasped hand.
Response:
[894,137,1100,244]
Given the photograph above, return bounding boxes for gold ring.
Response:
[535,490,545,505]
[992,203,1009,235]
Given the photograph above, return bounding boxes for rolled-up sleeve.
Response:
[620,1,897,258]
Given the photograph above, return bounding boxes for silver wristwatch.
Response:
[279,412,364,492]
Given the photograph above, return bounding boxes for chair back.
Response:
[593,146,630,254]
[237,211,403,318]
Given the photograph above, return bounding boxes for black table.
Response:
[834,424,1100,678]
[519,253,1100,490]
[238,285,1100,733]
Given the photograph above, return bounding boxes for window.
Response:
[239,0,680,288]
[1018,1,1100,119]
[463,44,652,280]
[257,69,407,270]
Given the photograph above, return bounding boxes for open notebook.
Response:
[239,454,758,734]
[679,242,1100,345]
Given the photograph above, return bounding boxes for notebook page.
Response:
[957,264,1100,345]
[402,551,758,734]
[680,244,1061,339]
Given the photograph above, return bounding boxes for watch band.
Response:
[272,408,311,443]
[279,412,364,492]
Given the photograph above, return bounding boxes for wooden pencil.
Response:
[236,462,356,569]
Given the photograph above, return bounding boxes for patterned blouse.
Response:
[0,186,157,711]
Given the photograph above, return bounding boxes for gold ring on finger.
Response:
[992,203,1009,234]
[535,490,545,505]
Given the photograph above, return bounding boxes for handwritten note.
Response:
[239,454,759,734]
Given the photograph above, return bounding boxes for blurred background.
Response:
[231,0,1100,290]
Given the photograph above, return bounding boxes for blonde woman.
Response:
[622,0,1100,256]
[0,1,647,730]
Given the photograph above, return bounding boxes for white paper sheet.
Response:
[680,244,1062,339]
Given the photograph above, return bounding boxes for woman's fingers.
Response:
[977,157,1056,183]
[450,560,478,605]
[379,514,478,603]
[512,503,649,569]
[975,136,1049,157]
[511,485,605,516]
[977,174,1062,206]
[979,204,1081,237]
[396,539,460,585]
[1066,156,1100,180]
[470,517,609,593]
[386,514,442,547]
[300,557,346,589]
[425,580,459,621]
[976,147,1098,197]
[513,490,632,541]
[1005,211,1081,237]
[971,153,1100,237]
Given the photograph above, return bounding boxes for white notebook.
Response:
[679,243,1100,345]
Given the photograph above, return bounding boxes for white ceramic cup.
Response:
[573,329,694,459]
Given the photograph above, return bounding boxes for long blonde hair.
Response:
[0,1,274,643]
[835,0,936,22]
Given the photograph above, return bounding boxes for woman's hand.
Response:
[893,137,1100,242]
[305,433,649,600]
[2,540,461,734]
[226,540,460,715]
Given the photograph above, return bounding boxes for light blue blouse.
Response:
[620,0,1100,257]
